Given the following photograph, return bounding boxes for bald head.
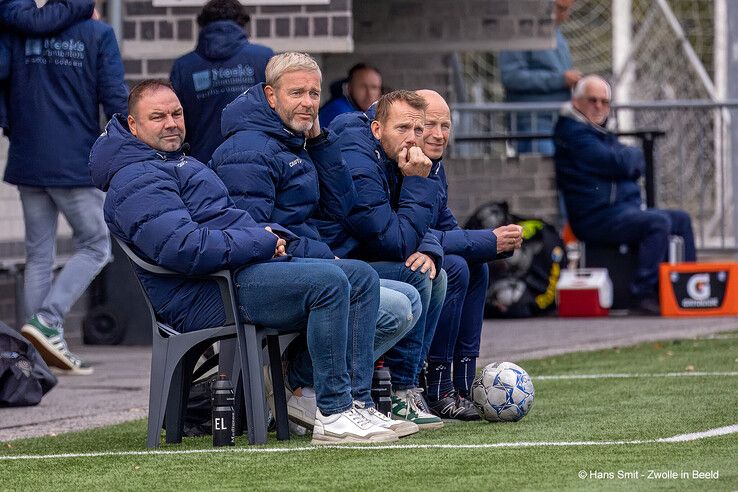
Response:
[572,75,611,126]
[418,89,451,160]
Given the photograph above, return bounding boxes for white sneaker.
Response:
[286,387,317,430]
[311,405,399,445]
[355,401,419,438]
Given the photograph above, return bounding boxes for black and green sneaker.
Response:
[428,390,481,421]
[21,315,93,375]
[390,388,444,430]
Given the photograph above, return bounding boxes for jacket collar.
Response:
[560,101,610,134]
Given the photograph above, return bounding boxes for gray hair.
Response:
[265,52,322,87]
[572,75,612,100]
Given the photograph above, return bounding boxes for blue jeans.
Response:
[18,186,111,330]
[510,111,556,155]
[375,279,422,361]
[371,261,448,389]
[283,277,421,398]
[429,255,489,362]
[235,258,378,414]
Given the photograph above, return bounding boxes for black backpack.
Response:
[465,202,567,318]
[0,321,57,406]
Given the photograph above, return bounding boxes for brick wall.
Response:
[121,0,353,83]
[444,154,560,227]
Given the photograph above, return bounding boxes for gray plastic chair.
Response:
[113,237,291,447]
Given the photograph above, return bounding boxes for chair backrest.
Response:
[112,237,179,338]
[112,236,239,332]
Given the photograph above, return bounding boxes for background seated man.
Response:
[319,63,382,127]
[89,80,397,445]
[554,75,696,315]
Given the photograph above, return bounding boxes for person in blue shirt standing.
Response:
[0,0,128,374]
[498,0,581,155]
[319,63,382,127]
[170,0,273,163]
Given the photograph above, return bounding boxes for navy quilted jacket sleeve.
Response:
[107,164,278,276]
[210,134,335,260]
[307,129,357,220]
[0,0,93,35]
[340,141,441,261]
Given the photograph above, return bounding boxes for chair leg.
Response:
[267,335,290,441]
[237,323,268,444]
[226,345,246,436]
[147,341,169,448]
[165,350,197,444]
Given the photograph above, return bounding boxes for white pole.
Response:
[713,0,733,247]
[612,0,633,132]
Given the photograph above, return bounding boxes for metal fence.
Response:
[450,100,738,253]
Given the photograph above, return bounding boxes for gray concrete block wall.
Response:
[121,0,353,83]
[443,154,560,226]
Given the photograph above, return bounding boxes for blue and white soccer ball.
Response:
[471,362,535,422]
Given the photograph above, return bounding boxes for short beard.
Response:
[286,117,313,134]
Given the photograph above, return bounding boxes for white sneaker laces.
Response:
[408,388,432,416]
[346,403,372,427]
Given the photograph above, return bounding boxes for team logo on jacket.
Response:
[288,158,303,168]
[192,64,257,97]
[25,38,86,68]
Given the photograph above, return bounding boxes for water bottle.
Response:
[211,374,235,447]
[371,359,392,417]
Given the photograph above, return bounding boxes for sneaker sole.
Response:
[388,423,420,438]
[21,324,76,371]
[287,404,315,430]
[50,365,95,376]
[390,415,445,430]
[310,431,399,445]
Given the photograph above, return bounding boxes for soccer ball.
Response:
[471,362,535,422]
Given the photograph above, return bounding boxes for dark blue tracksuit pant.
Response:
[427,254,489,396]
[578,207,696,298]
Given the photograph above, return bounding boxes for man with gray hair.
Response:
[210,52,421,437]
[554,75,696,315]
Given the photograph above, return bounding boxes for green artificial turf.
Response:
[1,332,737,491]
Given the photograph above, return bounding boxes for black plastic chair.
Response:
[113,238,291,447]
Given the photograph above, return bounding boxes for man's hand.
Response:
[564,69,582,88]
[265,226,287,257]
[398,146,432,178]
[493,224,523,253]
[305,114,321,139]
[405,251,436,279]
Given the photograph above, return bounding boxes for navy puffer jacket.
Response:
[324,108,444,267]
[170,20,273,163]
[554,104,644,236]
[89,115,282,333]
[210,83,355,259]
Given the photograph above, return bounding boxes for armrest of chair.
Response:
[113,236,239,326]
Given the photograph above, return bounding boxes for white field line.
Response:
[535,371,738,380]
[1,424,736,461]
